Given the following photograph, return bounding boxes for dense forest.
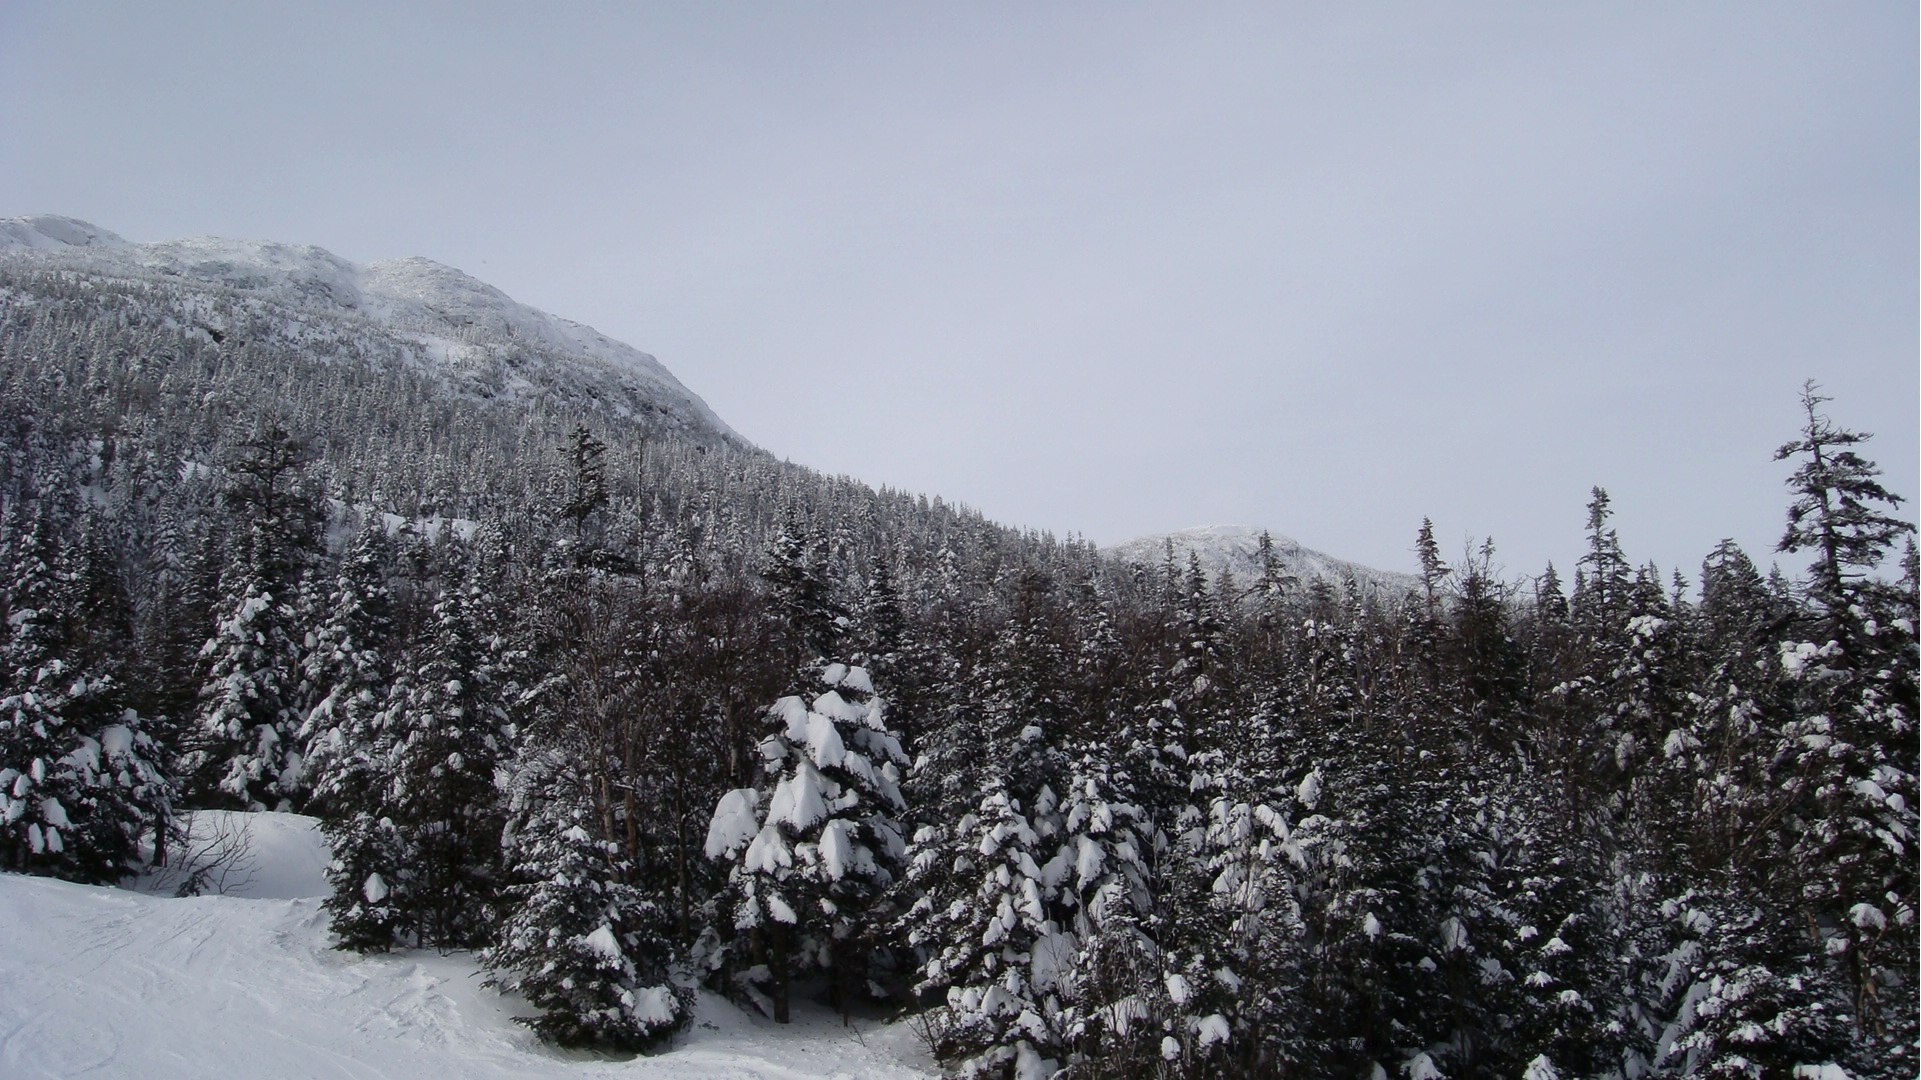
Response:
[0,261,1914,1079]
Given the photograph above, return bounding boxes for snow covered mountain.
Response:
[1108,524,1420,598]
[0,214,737,444]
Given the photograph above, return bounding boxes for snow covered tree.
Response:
[183,429,320,810]
[1168,746,1303,1075]
[304,524,411,951]
[904,776,1072,1077]
[0,487,170,883]
[1643,882,1852,1078]
[705,662,908,1023]
[1770,385,1918,1071]
[1048,745,1168,1074]
[300,521,396,818]
[385,572,513,948]
[485,748,688,1049]
[764,511,847,669]
[1776,382,1916,645]
[184,533,311,811]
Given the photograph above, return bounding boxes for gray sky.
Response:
[3,2,1914,582]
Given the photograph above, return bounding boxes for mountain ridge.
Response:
[0,214,739,445]
[1107,523,1419,597]
[3,216,1410,584]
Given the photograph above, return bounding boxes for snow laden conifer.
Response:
[1167,743,1303,1075]
[485,746,689,1049]
[904,772,1070,1079]
[705,662,908,1023]
[1642,882,1852,1078]
[301,521,395,819]
[385,570,513,948]
[184,538,307,809]
[899,573,1077,1077]
[1047,745,1166,1074]
[1770,384,1918,1072]
[184,425,320,810]
[0,487,170,883]
[305,522,408,950]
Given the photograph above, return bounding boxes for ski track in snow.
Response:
[0,815,935,1080]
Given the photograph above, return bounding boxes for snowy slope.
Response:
[0,214,738,443]
[1108,524,1419,597]
[0,813,934,1080]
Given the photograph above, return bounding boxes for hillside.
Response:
[0,214,737,445]
[0,217,1906,1080]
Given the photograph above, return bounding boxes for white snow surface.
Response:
[0,811,934,1080]
[0,215,738,443]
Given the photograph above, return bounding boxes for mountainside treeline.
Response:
[0,263,1914,1079]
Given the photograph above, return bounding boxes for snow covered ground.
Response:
[0,813,937,1080]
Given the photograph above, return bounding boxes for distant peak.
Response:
[1106,524,1417,592]
[0,215,129,251]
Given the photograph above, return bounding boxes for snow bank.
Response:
[0,810,934,1079]
[134,810,332,899]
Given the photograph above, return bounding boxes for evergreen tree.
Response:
[0,485,170,883]
[183,429,319,810]
[706,663,909,1023]
[385,571,512,948]
[1771,385,1918,1070]
[185,542,307,809]
[904,777,1070,1078]
[301,521,396,817]
[485,747,688,1049]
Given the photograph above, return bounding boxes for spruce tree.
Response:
[706,662,909,1023]
[485,748,688,1049]
[1771,384,1918,1071]
[0,486,170,883]
[386,572,512,948]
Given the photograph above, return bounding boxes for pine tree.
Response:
[904,777,1070,1078]
[705,663,909,1023]
[385,572,512,948]
[1770,384,1918,1070]
[764,511,847,668]
[307,523,409,951]
[0,486,170,883]
[485,748,688,1049]
[183,429,319,810]
[1644,881,1852,1078]
[301,521,396,818]
[185,541,306,809]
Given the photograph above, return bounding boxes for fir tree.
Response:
[0,486,170,883]
[1771,385,1918,1070]
[385,572,512,948]
[706,663,909,1023]
[485,747,688,1049]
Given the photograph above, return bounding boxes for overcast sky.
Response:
[2,3,1914,581]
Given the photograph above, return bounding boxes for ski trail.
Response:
[0,859,936,1080]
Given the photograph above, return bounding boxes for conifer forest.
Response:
[0,252,1914,1079]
